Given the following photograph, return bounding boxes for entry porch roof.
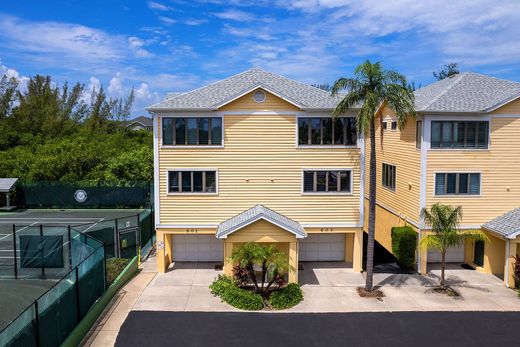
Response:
[482,208,520,239]
[216,204,306,239]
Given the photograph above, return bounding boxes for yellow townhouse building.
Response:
[148,68,520,287]
[368,72,520,287]
[147,68,366,283]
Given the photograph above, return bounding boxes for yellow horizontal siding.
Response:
[426,116,520,224]
[365,105,421,223]
[158,95,361,225]
[219,88,300,111]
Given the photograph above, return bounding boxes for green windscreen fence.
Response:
[0,231,106,347]
[16,181,152,209]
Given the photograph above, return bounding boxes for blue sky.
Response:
[1,0,520,116]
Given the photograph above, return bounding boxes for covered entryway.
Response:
[299,234,345,261]
[172,235,223,262]
[427,244,465,263]
[217,204,305,283]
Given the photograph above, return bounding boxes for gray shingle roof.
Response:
[216,204,306,239]
[147,68,345,111]
[482,208,520,239]
[414,72,520,113]
[127,116,152,127]
[0,178,18,193]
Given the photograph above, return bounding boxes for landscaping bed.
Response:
[210,242,304,310]
[210,275,303,310]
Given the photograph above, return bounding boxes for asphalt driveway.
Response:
[115,311,520,347]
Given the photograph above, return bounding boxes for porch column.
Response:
[506,241,517,288]
[165,233,173,264]
[345,233,354,263]
[419,231,428,274]
[352,228,363,272]
[156,230,168,273]
[288,241,298,283]
[223,240,233,276]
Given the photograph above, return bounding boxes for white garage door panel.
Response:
[427,244,465,263]
[299,234,345,261]
[172,235,223,262]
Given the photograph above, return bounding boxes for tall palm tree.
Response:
[420,203,486,290]
[332,61,415,291]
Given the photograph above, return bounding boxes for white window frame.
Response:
[160,115,225,149]
[166,168,219,196]
[427,115,491,151]
[301,168,354,195]
[295,114,359,149]
[432,171,482,197]
[381,162,397,192]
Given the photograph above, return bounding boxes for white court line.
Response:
[0,218,103,221]
[80,218,105,233]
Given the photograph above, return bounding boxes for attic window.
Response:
[253,90,266,103]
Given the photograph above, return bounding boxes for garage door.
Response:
[299,234,345,261]
[172,235,223,262]
[427,244,465,263]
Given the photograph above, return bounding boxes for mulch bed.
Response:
[357,287,385,298]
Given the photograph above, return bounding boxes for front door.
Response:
[474,240,485,266]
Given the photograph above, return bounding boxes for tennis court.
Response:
[0,209,145,277]
[0,208,153,338]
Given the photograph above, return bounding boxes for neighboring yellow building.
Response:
[147,68,365,283]
[367,72,520,287]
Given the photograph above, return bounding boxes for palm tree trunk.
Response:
[365,119,377,291]
[440,251,446,290]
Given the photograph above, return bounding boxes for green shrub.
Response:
[210,275,263,310]
[269,283,303,310]
[106,258,130,286]
[391,226,417,269]
[209,275,235,296]
[220,285,264,311]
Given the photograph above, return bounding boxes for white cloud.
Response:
[0,60,29,90]
[108,73,124,96]
[148,1,173,11]
[213,9,254,22]
[184,19,208,26]
[158,16,177,25]
[128,37,152,58]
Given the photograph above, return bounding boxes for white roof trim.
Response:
[217,215,306,239]
[213,84,304,110]
[484,92,520,113]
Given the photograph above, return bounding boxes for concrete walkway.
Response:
[81,261,157,347]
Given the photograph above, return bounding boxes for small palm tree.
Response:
[421,203,486,290]
[332,61,416,291]
[229,242,290,293]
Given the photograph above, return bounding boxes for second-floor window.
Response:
[303,170,352,193]
[431,121,488,149]
[168,170,217,193]
[298,117,357,146]
[162,117,223,146]
[435,172,480,195]
[382,163,396,191]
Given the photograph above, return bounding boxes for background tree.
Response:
[420,203,486,290]
[0,73,152,182]
[332,60,415,292]
[433,63,460,81]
